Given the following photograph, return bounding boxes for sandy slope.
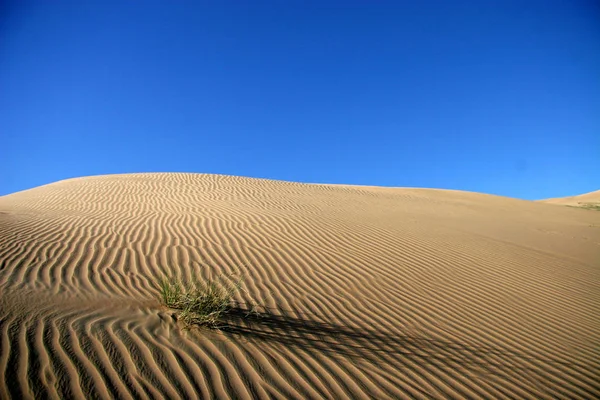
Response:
[0,173,599,399]
[539,190,600,207]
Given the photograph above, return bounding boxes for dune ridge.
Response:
[539,190,600,207]
[1,173,599,399]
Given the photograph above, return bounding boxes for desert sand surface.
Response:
[539,190,600,207]
[0,173,599,399]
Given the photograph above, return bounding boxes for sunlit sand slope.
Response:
[540,189,600,206]
[1,173,599,399]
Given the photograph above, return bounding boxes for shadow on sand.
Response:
[218,306,590,382]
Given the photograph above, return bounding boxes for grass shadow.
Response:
[219,306,594,384]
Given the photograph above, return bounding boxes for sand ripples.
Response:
[1,173,599,399]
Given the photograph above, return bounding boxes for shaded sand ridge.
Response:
[1,173,599,399]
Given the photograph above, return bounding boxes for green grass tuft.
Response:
[159,275,241,329]
[580,203,600,211]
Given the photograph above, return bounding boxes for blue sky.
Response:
[1,1,598,200]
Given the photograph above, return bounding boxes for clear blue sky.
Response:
[1,1,598,200]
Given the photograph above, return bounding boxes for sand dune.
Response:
[0,173,599,399]
[539,190,600,207]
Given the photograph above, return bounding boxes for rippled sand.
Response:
[1,173,598,399]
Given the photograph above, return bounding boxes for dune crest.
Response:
[1,173,599,399]
[539,189,600,206]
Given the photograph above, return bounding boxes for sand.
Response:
[539,190,600,207]
[0,173,598,399]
